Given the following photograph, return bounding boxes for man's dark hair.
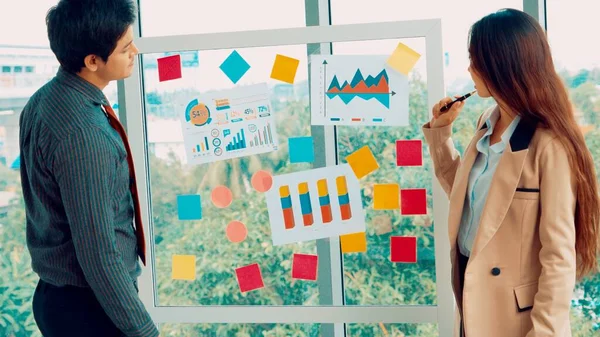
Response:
[46,0,136,73]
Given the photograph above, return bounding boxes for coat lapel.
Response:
[469,120,537,261]
[447,127,487,248]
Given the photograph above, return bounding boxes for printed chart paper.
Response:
[265,164,366,246]
[310,55,409,126]
[180,83,279,165]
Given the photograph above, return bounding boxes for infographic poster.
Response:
[180,83,279,165]
[265,164,366,246]
[310,55,409,126]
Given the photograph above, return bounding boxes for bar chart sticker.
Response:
[180,83,279,165]
[265,164,366,246]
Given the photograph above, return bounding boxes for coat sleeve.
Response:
[422,122,460,197]
[421,110,488,197]
[525,137,577,337]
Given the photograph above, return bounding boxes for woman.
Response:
[423,8,599,337]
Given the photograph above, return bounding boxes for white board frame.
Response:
[123,18,453,336]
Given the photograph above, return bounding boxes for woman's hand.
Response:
[430,96,465,128]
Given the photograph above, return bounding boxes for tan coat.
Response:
[423,107,577,337]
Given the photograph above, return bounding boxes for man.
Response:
[19,0,158,336]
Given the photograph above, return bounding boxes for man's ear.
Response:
[83,54,100,72]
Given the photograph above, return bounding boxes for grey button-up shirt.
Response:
[19,68,158,337]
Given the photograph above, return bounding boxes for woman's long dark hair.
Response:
[469,8,599,279]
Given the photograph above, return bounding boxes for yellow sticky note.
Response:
[345,145,379,179]
[172,255,196,280]
[373,184,400,210]
[340,232,367,253]
[270,54,300,84]
[387,43,421,76]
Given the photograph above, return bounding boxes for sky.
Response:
[1,0,598,92]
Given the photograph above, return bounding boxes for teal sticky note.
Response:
[289,136,315,163]
[219,50,251,84]
[177,195,202,220]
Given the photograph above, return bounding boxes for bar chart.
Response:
[192,136,211,154]
[180,83,279,165]
[249,123,274,148]
[266,164,366,246]
[225,129,247,151]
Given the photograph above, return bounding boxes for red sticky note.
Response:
[401,188,427,215]
[390,236,417,263]
[396,140,423,166]
[291,253,318,281]
[235,263,265,293]
[157,55,182,82]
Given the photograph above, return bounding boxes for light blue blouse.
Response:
[457,109,521,257]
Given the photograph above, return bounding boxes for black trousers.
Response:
[32,279,124,337]
[458,252,470,337]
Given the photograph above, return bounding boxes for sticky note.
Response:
[270,54,300,84]
[220,50,251,84]
[401,189,427,215]
[345,146,379,179]
[340,232,367,253]
[177,194,202,220]
[390,236,417,263]
[157,55,182,82]
[373,184,400,210]
[289,136,314,163]
[235,263,265,293]
[211,185,233,208]
[291,253,318,281]
[172,255,196,280]
[226,220,247,243]
[251,170,273,193]
[396,140,423,166]
[387,43,421,76]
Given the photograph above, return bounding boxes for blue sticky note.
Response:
[219,50,251,84]
[177,195,202,220]
[289,136,315,163]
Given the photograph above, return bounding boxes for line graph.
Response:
[326,69,395,108]
[310,55,409,126]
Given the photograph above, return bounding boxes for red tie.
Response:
[103,104,147,266]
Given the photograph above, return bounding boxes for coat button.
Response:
[491,267,501,276]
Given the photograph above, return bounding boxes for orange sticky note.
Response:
[172,255,196,280]
[345,146,379,179]
[340,232,367,253]
[387,43,421,76]
[211,185,233,208]
[270,54,300,84]
[226,220,248,243]
[373,184,400,210]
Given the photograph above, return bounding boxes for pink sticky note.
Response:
[291,253,318,281]
[157,55,182,82]
[235,263,264,293]
[390,236,417,263]
[401,189,427,215]
[396,140,423,166]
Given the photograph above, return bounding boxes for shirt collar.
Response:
[55,67,109,106]
[478,107,522,153]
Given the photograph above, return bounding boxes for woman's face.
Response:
[468,62,492,98]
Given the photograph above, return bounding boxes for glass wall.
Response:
[1,1,598,337]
